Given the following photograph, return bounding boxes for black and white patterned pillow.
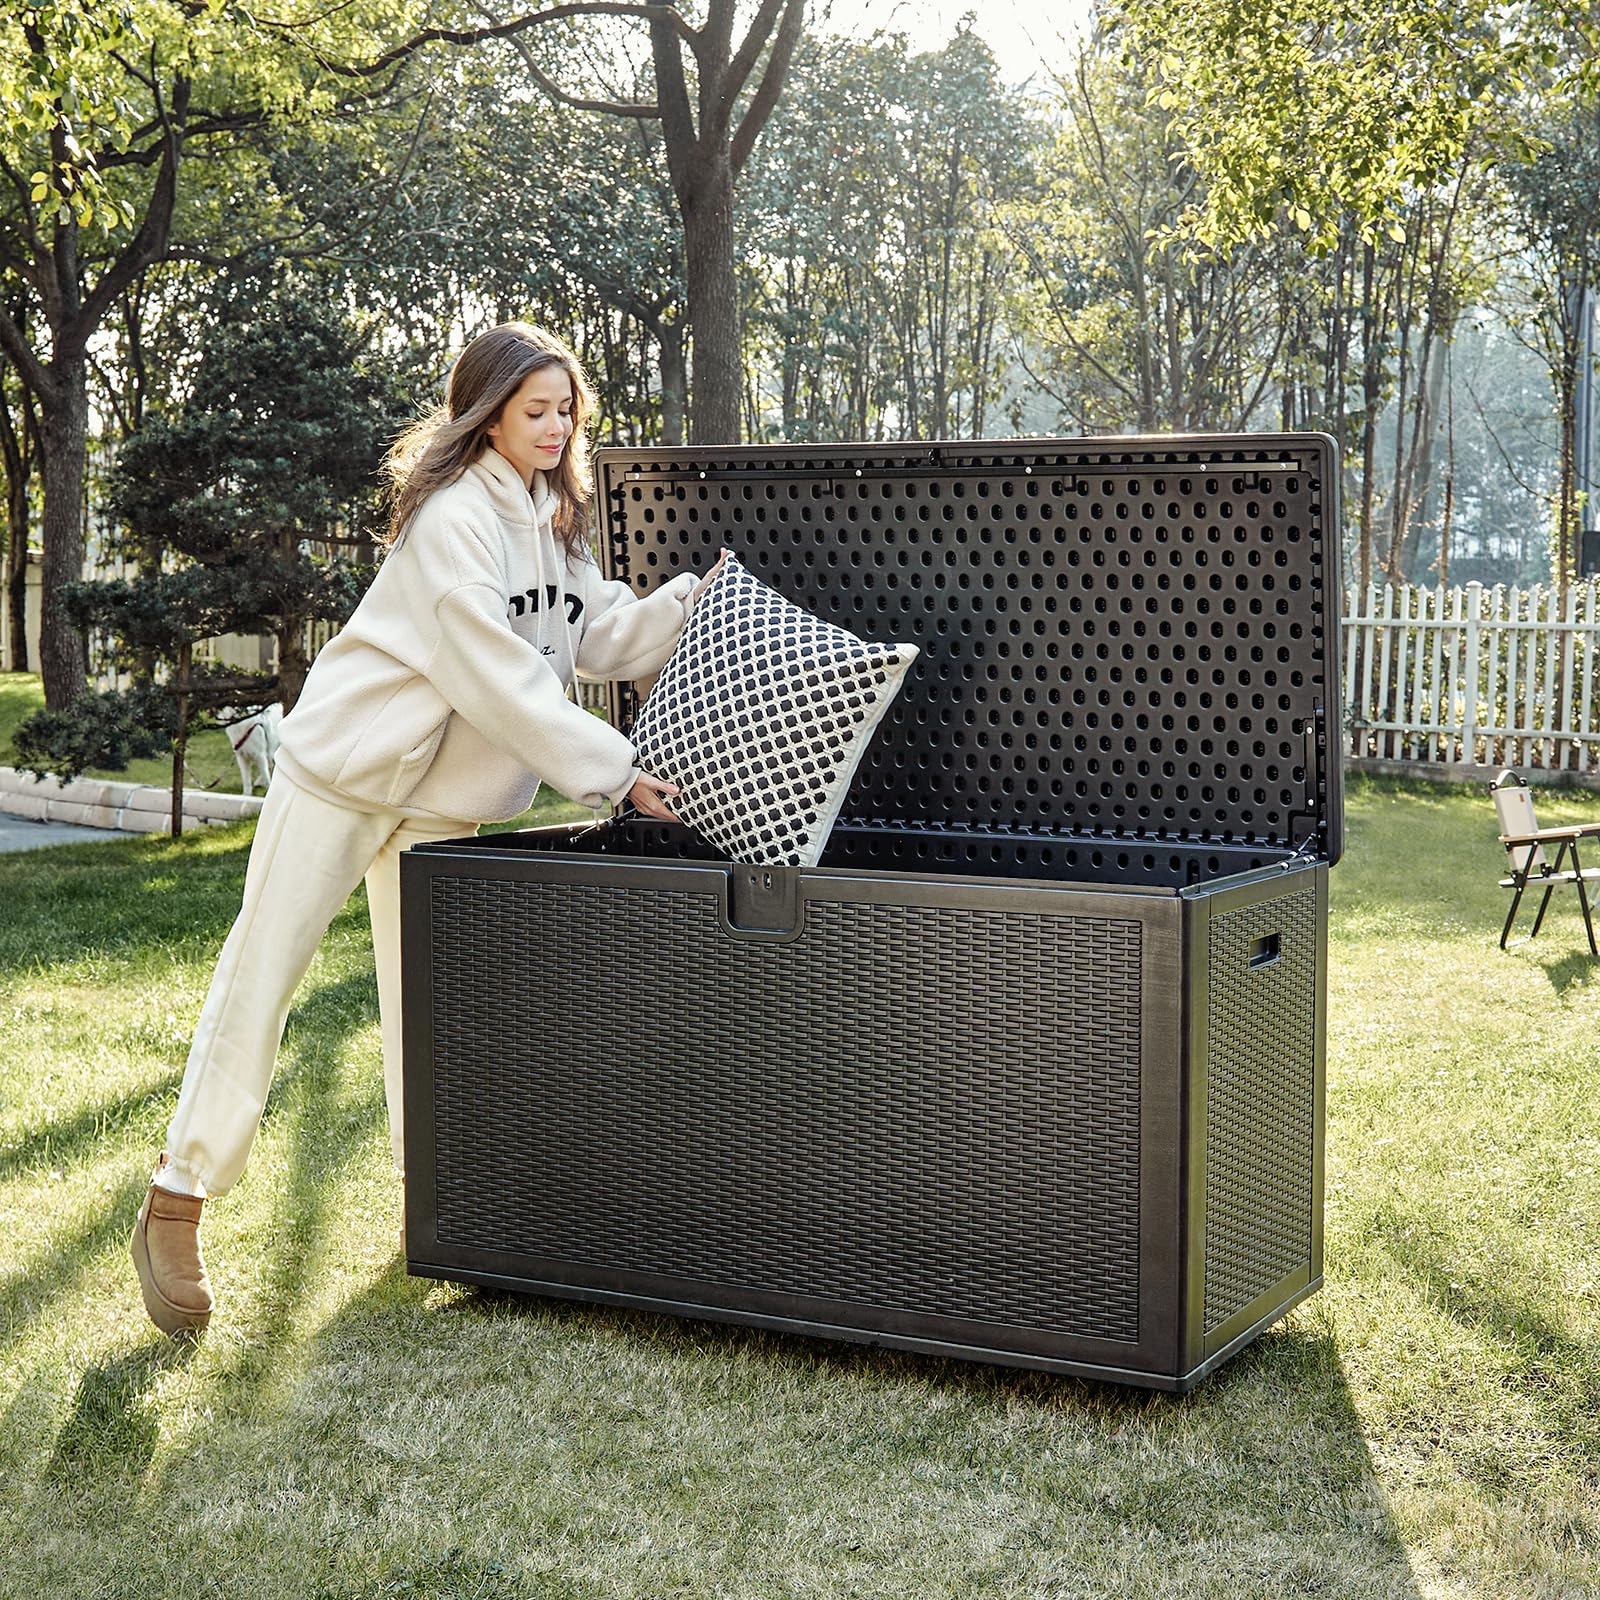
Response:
[627,555,919,867]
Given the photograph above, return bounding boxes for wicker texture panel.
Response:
[431,875,1145,1342]
[1203,888,1317,1333]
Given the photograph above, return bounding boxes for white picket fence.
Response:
[1343,581,1600,776]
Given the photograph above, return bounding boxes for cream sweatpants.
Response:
[161,769,477,1195]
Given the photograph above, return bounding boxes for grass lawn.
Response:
[0,773,1596,1598]
[1,670,251,794]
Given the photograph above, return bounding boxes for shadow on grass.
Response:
[185,967,390,1410]
[1533,943,1600,995]
[0,828,255,978]
[2,1234,1429,1593]
[0,955,379,1362]
[389,1282,1426,1593]
[1377,1212,1600,1488]
[46,1337,197,1490]
[0,1168,150,1356]
[0,967,397,1587]
[0,1068,182,1182]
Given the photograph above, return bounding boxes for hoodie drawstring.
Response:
[524,471,579,690]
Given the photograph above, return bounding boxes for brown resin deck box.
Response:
[401,433,1340,1392]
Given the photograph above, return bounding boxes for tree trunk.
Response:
[682,154,741,444]
[169,642,193,837]
[1438,344,1455,585]
[0,65,183,707]
[1132,252,1157,433]
[1397,346,1447,581]
[1281,288,1296,432]
[2,407,31,674]
[276,616,309,712]
[4,527,26,672]
[38,357,90,708]
[1557,360,1577,603]
[1385,290,1413,582]
[1326,230,1352,577]
[657,318,686,446]
[1357,242,1381,597]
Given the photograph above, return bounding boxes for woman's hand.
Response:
[627,770,682,821]
[690,548,731,609]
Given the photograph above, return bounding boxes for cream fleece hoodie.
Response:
[275,446,699,822]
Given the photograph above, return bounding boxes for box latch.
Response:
[728,865,801,935]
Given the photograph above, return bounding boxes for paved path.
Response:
[0,812,139,853]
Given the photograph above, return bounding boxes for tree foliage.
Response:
[1008,40,1292,434]
[14,279,403,784]
[0,0,432,707]
[1501,95,1600,591]
[389,48,689,440]
[103,278,399,694]
[1111,0,1538,249]
[6,0,1597,750]
[742,26,1033,441]
[12,681,174,780]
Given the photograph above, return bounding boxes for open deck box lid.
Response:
[595,432,1343,867]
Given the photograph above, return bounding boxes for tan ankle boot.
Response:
[130,1181,213,1335]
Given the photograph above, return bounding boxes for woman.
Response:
[131,321,723,1335]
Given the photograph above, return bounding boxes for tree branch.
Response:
[88,353,134,437]
[163,246,255,269]
[327,3,697,79]
[729,0,804,176]
[0,359,26,482]
[569,257,669,329]
[342,85,441,250]
[0,222,50,309]
[96,109,272,167]
[64,74,191,354]
[245,0,363,25]
[109,48,158,93]
[650,9,697,198]
[1005,220,1137,405]
[0,303,54,403]
[1463,372,1551,504]
[95,58,413,168]
[700,0,736,70]
[20,379,42,460]
[517,65,660,115]
[1238,307,1289,427]
[0,152,51,276]
[157,88,441,271]
[697,0,742,132]
[719,0,784,123]
[471,2,660,116]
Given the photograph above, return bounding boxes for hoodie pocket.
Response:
[385,723,447,808]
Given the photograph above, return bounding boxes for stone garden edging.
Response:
[0,765,263,834]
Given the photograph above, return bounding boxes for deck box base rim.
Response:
[402,1258,1324,1395]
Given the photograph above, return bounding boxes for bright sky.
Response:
[816,0,1096,87]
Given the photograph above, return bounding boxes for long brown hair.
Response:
[380,322,598,556]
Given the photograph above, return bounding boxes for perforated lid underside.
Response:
[597,435,1341,862]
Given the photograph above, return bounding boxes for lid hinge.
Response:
[1290,700,1327,852]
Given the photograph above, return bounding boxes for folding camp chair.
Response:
[1491,770,1600,957]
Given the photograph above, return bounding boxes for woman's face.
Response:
[486,364,576,486]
